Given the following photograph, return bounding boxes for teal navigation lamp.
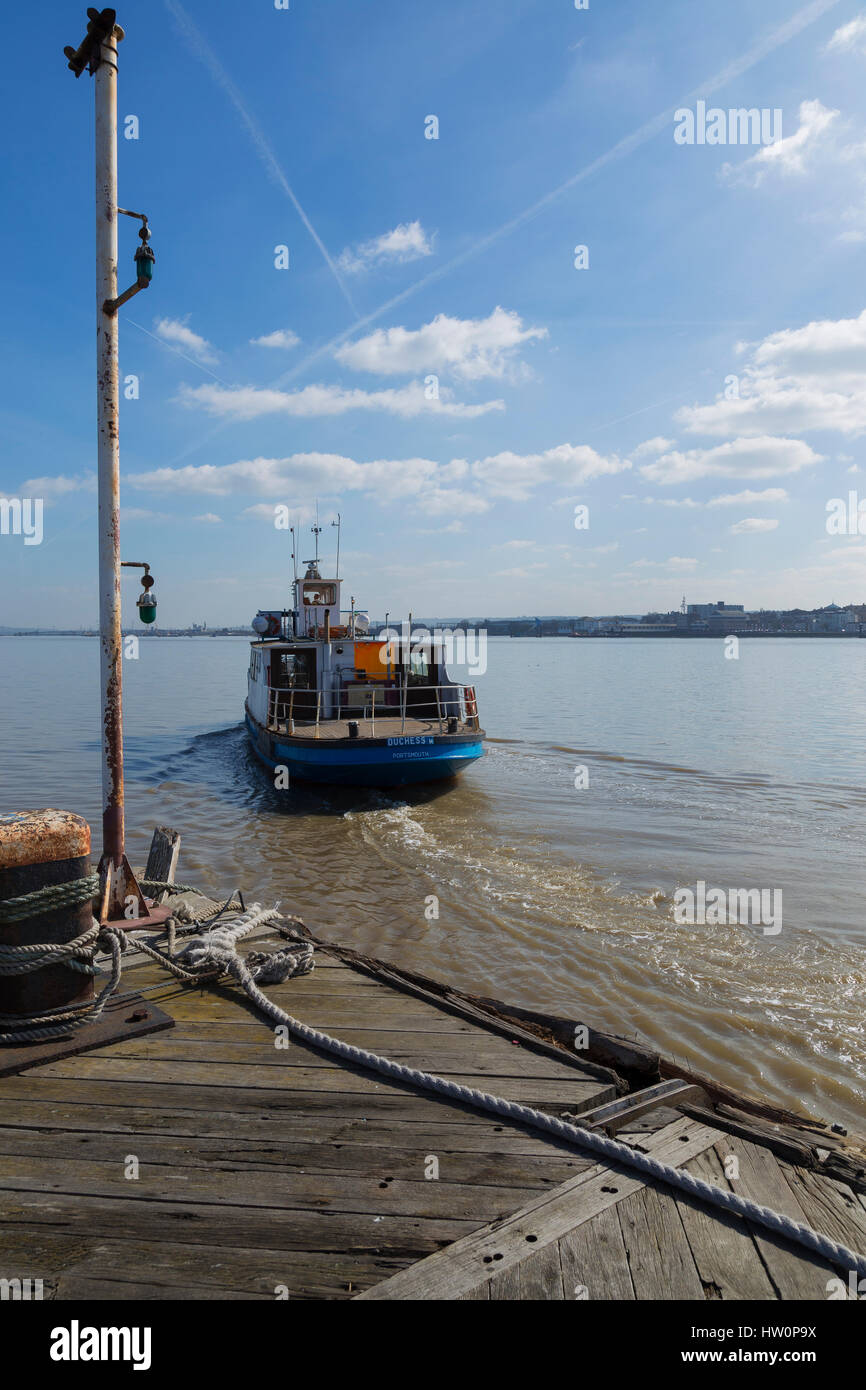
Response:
[134,222,155,285]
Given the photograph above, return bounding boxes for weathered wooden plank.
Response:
[616,1183,706,1300]
[144,827,181,896]
[780,1165,866,1254]
[54,1278,265,1302]
[488,1263,520,1300]
[0,1097,589,1157]
[458,1283,491,1300]
[674,1147,776,1300]
[356,1118,723,1299]
[0,1234,404,1300]
[24,1057,613,1110]
[123,990,503,1034]
[93,1035,606,1084]
[0,1126,589,1190]
[0,1073,594,1124]
[557,1203,635,1300]
[0,1153,563,1223]
[0,1189,479,1256]
[712,1137,840,1297]
[516,1242,564,1300]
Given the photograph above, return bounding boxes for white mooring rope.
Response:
[175,909,866,1283]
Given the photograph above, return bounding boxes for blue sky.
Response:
[3,0,866,625]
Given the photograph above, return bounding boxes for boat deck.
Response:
[268,716,475,740]
[0,912,863,1300]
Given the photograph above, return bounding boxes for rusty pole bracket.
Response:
[104,210,153,315]
[103,279,148,316]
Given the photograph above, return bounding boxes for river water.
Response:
[1,633,863,1130]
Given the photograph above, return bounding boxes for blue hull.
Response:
[245,713,484,787]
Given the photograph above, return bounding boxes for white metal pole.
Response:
[95,23,125,886]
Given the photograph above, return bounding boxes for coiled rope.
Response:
[0,926,125,1043]
[0,874,99,924]
[174,911,866,1283]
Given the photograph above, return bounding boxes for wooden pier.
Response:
[0,890,864,1301]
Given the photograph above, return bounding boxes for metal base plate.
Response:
[0,991,175,1078]
[100,902,175,932]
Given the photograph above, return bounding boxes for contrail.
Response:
[160,0,842,466]
[267,0,846,391]
[127,317,232,386]
[162,0,358,317]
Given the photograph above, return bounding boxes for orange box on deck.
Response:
[353,640,390,681]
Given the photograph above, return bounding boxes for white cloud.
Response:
[675,308,866,438]
[630,556,698,570]
[721,99,839,186]
[132,453,438,499]
[250,329,300,349]
[494,563,549,578]
[640,436,821,485]
[334,307,547,380]
[471,443,630,501]
[707,487,788,506]
[20,472,96,497]
[640,496,701,508]
[730,517,780,534]
[338,221,434,274]
[241,504,287,522]
[153,316,218,364]
[129,436,633,514]
[748,309,866,382]
[178,380,504,420]
[632,436,675,458]
[130,451,490,519]
[119,507,167,522]
[823,14,866,54]
[193,512,222,523]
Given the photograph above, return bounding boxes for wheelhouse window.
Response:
[302,583,337,606]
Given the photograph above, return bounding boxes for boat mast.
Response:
[332,513,341,583]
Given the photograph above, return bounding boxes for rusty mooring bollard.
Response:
[0,810,95,1022]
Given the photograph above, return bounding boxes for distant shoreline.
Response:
[2,630,865,641]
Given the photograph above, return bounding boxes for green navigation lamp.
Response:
[121,560,158,624]
[137,567,157,624]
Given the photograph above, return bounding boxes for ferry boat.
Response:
[244,533,485,787]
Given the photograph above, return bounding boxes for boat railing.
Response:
[266,683,480,737]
